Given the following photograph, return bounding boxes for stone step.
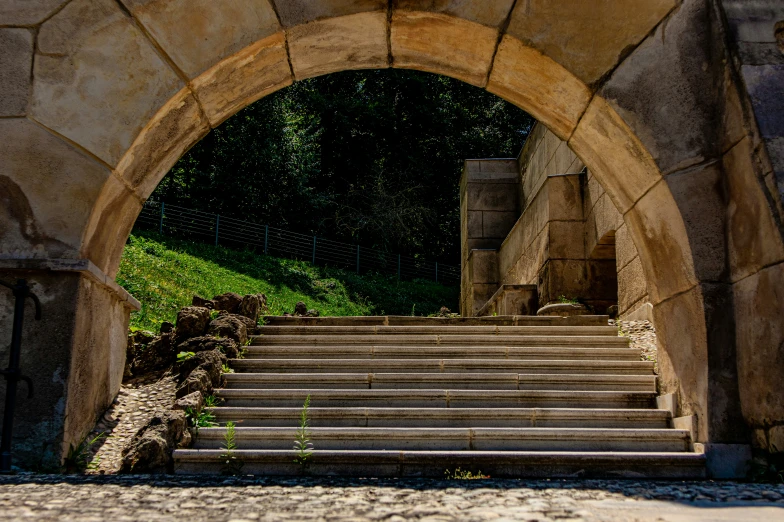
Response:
[261,315,610,327]
[258,325,619,336]
[223,373,657,392]
[230,359,654,375]
[242,345,640,360]
[215,388,657,409]
[251,334,630,348]
[191,427,691,452]
[209,407,671,428]
[173,449,706,478]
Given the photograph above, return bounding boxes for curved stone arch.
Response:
[5,1,784,462]
[73,13,710,436]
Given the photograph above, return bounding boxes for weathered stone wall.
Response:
[719,0,784,457]
[0,262,137,469]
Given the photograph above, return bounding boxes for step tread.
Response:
[209,406,670,428]
[196,426,689,438]
[173,449,706,477]
[257,326,619,336]
[216,389,656,398]
[252,335,630,347]
[225,372,656,380]
[260,315,611,327]
[223,373,657,392]
[230,359,654,375]
[209,406,670,418]
[191,427,691,452]
[215,390,656,409]
[242,346,640,360]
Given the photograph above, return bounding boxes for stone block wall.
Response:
[487,123,650,316]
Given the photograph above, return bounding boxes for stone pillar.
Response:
[534,173,586,309]
[461,250,500,316]
[0,260,138,469]
[460,159,520,315]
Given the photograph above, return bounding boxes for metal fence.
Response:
[134,201,461,285]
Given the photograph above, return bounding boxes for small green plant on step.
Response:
[444,468,490,480]
[221,363,234,374]
[177,351,195,362]
[63,432,106,473]
[293,395,314,471]
[185,407,217,428]
[203,394,223,408]
[220,421,244,475]
[557,295,580,304]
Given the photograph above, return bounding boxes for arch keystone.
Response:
[391,11,499,87]
[487,35,591,140]
[287,12,389,80]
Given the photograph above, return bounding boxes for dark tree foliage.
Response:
[153,69,533,264]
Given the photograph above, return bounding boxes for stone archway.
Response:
[1,0,783,467]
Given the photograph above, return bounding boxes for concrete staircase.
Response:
[174,315,706,477]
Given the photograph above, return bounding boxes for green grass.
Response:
[117,231,459,332]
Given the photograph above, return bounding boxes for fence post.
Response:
[397,255,401,281]
[312,236,317,265]
[435,262,438,283]
[356,245,360,274]
[215,215,220,246]
[159,202,164,234]
[264,225,268,255]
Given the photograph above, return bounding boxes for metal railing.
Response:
[134,201,461,285]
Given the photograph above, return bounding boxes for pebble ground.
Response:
[616,320,658,371]
[0,475,781,521]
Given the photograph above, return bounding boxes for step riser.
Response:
[193,431,690,452]
[210,410,669,429]
[243,348,640,361]
[217,397,656,409]
[260,315,610,327]
[215,390,657,409]
[196,440,688,452]
[225,381,524,390]
[230,360,654,375]
[257,326,620,336]
[252,335,629,346]
[174,452,705,478]
[223,374,657,392]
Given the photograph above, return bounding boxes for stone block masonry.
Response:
[461,123,648,317]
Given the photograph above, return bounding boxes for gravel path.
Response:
[85,375,176,473]
[616,320,658,371]
[0,475,781,521]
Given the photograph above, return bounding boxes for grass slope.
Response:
[117,232,459,332]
